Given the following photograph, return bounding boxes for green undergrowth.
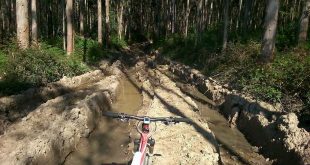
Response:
[154,33,310,112]
[0,44,90,95]
[0,35,127,96]
[0,50,7,74]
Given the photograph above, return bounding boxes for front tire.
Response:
[143,154,152,165]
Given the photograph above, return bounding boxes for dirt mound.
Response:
[278,113,310,164]
[0,69,106,134]
[0,62,122,165]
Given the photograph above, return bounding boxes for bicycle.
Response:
[103,111,191,165]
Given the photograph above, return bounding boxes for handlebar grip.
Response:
[103,111,120,117]
[173,118,192,123]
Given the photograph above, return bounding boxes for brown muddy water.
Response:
[178,83,271,165]
[64,77,142,165]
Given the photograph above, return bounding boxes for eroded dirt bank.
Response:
[0,69,106,134]
[0,62,122,165]
[153,54,310,164]
[175,81,270,165]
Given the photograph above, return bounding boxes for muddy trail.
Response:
[0,44,309,165]
[64,77,142,164]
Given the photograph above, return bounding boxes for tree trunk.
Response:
[117,0,124,40]
[222,0,229,51]
[298,0,310,43]
[105,0,110,48]
[195,0,203,46]
[9,0,15,36]
[0,2,3,42]
[79,0,85,36]
[243,0,253,31]
[66,0,73,55]
[184,0,190,37]
[31,0,38,45]
[16,0,29,49]
[98,0,102,44]
[260,0,279,63]
[63,0,66,50]
[171,0,175,34]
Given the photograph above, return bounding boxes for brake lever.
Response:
[119,118,129,122]
[117,115,130,122]
[163,117,175,125]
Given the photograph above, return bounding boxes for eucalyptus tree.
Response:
[299,0,310,43]
[261,0,280,63]
[98,0,103,44]
[66,0,74,55]
[31,0,38,45]
[16,0,29,49]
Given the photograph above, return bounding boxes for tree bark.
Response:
[222,0,230,51]
[16,0,29,49]
[260,0,279,63]
[66,0,73,55]
[117,0,124,40]
[171,0,175,34]
[184,0,190,37]
[243,0,253,31]
[195,0,203,45]
[298,0,310,43]
[98,0,102,44]
[79,0,85,36]
[105,0,110,48]
[63,0,66,50]
[0,2,3,42]
[31,0,38,45]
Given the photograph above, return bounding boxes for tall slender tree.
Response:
[66,0,74,55]
[80,0,85,36]
[105,0,110,48]
[298,0,310,43]
[0,2,3,42]
[63,0,66,50]
[16,0,29,49]
[98,0,103,44]
[31,0,38,45]
[260,0,280,63]
[222,0,230,51]
[117,0,124,40]
[184,0,190,37]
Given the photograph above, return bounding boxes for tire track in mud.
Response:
[133,63,219,165]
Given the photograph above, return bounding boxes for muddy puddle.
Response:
[64,77,142,165]
[179,84,270,165]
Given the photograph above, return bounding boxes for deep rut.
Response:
[64,77,143,165]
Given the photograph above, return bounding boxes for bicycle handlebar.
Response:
[103,111,191,123]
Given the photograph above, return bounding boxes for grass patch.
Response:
[0,47,90,95]
[0,50,8,75]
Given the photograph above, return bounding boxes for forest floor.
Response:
[0,43,309,165]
